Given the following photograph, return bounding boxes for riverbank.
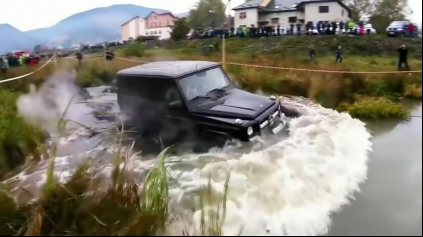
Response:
[0,145,227,236]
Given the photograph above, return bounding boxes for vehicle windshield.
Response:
[390,21,408,26]
[178,67,230,101]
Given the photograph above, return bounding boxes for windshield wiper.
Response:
[190,95,212,101]
[206,88,226,95]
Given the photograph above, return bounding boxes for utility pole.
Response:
[222,0,230,70]
[228,0,231,30]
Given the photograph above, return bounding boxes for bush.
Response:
[0,90,45,180]
[123,42,150,57]
[337,97,411,120]
[404,84,422,99]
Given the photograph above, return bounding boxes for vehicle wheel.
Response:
[192,132,228,153]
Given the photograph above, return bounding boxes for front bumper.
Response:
[387,30,402,36]
[247,105,288,140]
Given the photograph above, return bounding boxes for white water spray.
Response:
[166,97,372,236]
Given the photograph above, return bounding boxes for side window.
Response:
[319,6,329,13]
[118,76,181,103]
[288,17,297,23]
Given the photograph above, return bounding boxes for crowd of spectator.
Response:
[188,20,379,39]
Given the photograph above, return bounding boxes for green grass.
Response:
[0,104,229,236]
[337,96,411,120]
[0,147,229,236]
[0,90,45,180]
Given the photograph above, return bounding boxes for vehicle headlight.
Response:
[234,119,244,125]
[247,126,253,136]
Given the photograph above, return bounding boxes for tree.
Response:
[171,18,191,41]
[33,45,41,52]
[188,0,226,29]
[341,0,375,21]
[368,0,413,34]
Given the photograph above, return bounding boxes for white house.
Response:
[232,0,351,29]
[121,11,178,40]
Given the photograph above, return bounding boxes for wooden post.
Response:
[103,45,107,69]
[222,0,230,70]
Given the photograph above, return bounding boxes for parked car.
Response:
[386,21,418,37]
[116,61,299,152]
[365,23,377,34]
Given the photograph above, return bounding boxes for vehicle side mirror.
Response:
[168,100,183,109]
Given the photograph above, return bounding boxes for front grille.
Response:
[259,109,279,129]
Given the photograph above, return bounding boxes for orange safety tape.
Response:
[225,62,423,74]
[113,57,422,74]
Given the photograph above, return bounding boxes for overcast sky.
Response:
[0,0,421,31]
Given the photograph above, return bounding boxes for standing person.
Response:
[1,56,9,74]
[76,51,83,66]
[397,45,409,70]
[336,46,343,62]
[296,21,302,35]
[339,21,345,34]
[290,22,294,35]
[325,22,331,35]
[317,21,321,34]
[331,21,337,35]
[280,22,286,36]
[309,46,316,60]
[408,23,414,38]
[18,55,24,66]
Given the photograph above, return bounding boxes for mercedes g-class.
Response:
[116,61,299,151]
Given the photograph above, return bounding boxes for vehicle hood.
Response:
[191,88,275,120]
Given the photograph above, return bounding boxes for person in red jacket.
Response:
[408,23,414,38]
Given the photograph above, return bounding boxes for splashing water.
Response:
[165,97,372,236]
[8,73,372,236]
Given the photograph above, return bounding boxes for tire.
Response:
[193,131,229,153]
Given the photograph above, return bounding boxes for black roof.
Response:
[233,0,351,16]
[117,61,220,78]
[233,0,300,10]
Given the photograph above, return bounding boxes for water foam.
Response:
[166,97,372,236]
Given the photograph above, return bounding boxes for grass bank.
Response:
[0,144,228,236]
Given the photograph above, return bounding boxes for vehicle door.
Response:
[161,79,195,143]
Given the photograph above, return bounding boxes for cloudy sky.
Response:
[0,0,421,31]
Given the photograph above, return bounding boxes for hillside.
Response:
[0,24,42,54]
[0,4,171,53]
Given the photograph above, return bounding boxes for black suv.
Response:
[117,61,299,151]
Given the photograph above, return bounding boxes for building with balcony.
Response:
[232,0,351,29]
[121,11,178,40]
